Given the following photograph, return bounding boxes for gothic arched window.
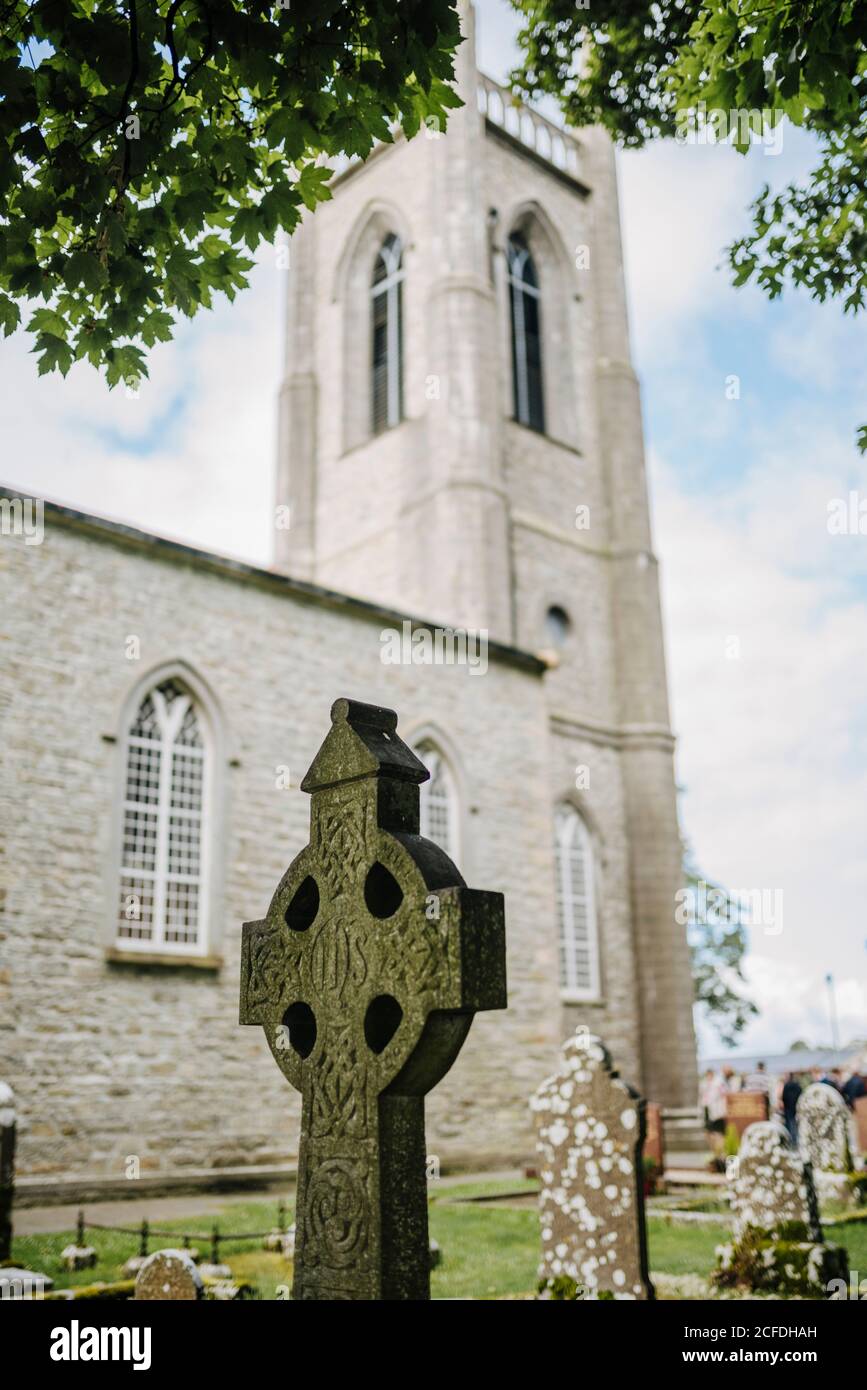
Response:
[507,232,545,432]
[414,742,459,865]
[554,805,600,998]
[371,233,404,434]
[116,677,210,954]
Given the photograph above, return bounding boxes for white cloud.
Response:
[0,252,282,565]
[699,954,867,1056]
[653,439,867,1053]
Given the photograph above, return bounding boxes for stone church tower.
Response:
[273,5,698,1111]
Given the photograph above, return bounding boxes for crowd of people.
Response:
[699,1059,866,1153]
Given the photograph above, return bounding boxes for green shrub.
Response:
[712,1224,848,1297]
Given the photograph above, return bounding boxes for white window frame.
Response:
[115,680,213,958]
[414,741,460,867]
[507,235,543,430]
[555,804,601,1002]
[371,233,404,432]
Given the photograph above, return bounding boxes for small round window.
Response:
[545,605,571,647]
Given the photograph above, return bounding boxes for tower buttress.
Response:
[586,128,698,1108]
[275,212,317,579]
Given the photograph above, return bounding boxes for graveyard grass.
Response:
[12,1181,867,1300]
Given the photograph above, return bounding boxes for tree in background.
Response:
[508,0,867,450]
[680,851,759,1047]
[0,0,461,385]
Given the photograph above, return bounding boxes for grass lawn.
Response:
[10,1183,867,1300]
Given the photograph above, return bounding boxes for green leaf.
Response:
[27,307,68,339]
[0,292,21,337]
[295,164,332,213]
[34,333,74,377]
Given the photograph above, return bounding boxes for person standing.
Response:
[745,1060,771,1095]
[842,1070,866,1109]
[781,1071,802,1143]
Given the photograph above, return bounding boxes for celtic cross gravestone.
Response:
[240,698,507,1299]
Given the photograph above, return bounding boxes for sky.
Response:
[2,1,865,1061]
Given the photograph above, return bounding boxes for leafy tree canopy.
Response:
[0,0,460,385]
[681,853,759,1047]
[509,0,867,450]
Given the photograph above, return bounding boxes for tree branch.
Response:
[118,0,141,191]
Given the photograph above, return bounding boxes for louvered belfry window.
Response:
[117,679,208,953]
[555,805,600,998]
[415,742,459,865]
[371,233,404,434]
[507,233,545,433]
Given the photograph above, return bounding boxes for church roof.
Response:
[0,486,546,677]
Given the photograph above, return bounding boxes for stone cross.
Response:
[240,698,507,1300]
[0,1081,15,1262]
[531,1030,653,1300]
[797,1082,852,1174]
[730,1120,821,1242]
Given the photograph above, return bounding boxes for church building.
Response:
[0,8,698,1189]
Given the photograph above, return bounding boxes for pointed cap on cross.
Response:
[300,698,429,793]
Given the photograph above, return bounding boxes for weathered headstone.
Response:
[0,1081,15,1261]
[240,698,507,1300]
[854,1095,867,1159]
[715,1120,847,1295]
[531,1030,653,1300]
[730,1120,821,1242]
[797,1082,852,1174]
[135,1249,204,1301]
[725,1090,768,1142]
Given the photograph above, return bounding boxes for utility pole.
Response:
[825,972,840,1052]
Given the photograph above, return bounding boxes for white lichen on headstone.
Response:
[714,1120,849,1296]
[530,1030,653,1300]
[0,1081,15,1129]
[797,1083,852,1175]
[730,1120,821,1241]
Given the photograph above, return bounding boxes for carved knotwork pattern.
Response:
[304,1157,368,1269]
[245,923,302,1015]
[311,1026,367,1139]
[316,806,367,895]
[381,919,449,999]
